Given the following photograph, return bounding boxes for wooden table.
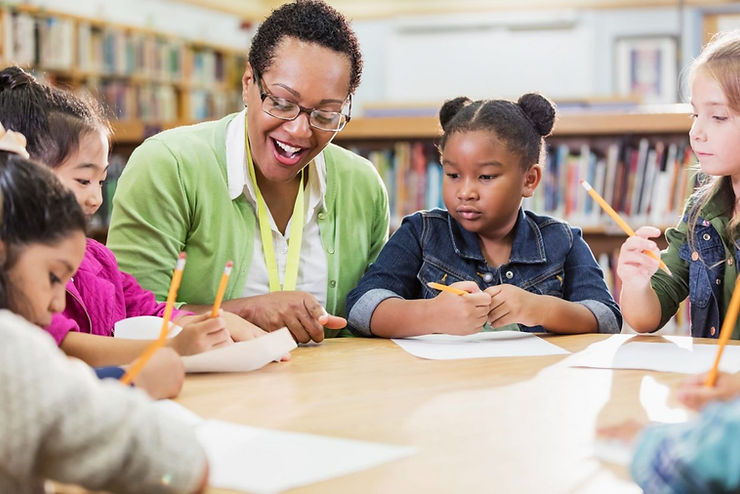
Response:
[177,333,702,494]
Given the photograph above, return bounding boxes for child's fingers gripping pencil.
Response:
[211,261,233,318]
[705,274,740,387]
[580,180,672,276]
[121,252,187,385]
[427,281,467,296]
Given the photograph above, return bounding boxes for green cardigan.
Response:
[107,113,389,336]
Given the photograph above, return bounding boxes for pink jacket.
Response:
[45,239,189,345]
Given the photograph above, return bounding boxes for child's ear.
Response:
[522,164,542,198]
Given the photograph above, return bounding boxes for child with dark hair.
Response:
[107,0,388,345]
[0,138,207,493]
[346,94,621,337]
[0,66,267,368]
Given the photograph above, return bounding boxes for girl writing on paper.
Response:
[346,94,621,337]
[0,142,208,493]
[0,66,266,367]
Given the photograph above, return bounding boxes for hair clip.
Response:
[0,122,30,159]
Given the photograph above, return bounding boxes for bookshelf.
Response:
[0,4,246,144]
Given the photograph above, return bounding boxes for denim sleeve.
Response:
[564,227,622,333]
[346,214,425,337]
[631,398,740,494]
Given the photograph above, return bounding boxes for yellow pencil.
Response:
[427,281,467,296]
[211,260,233,318]
[705,274,740,387]
[121,252,187,385]
[580,180,672,276]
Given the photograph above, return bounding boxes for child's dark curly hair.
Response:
[248,0,363,94]
[438,93,557,169]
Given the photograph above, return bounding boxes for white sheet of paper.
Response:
[114,315,182,338]
[392,330,570,360]
[114,316,296,373]
[181,328,296,373]
[155,401,415,494]
[566,334,740,374]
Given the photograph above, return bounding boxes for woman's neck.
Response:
[254,166,303,235]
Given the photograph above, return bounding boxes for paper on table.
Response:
[566,334,740,374]
[114,315,296,373]
[392,330,570,360]
[114,315,183,338]
[181,328,296,373]
[154,401,416,494]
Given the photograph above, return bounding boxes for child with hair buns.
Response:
[346,93,621,337]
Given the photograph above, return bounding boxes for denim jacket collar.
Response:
[447,207,547,265]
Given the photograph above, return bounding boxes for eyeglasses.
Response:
[254,72,352,132]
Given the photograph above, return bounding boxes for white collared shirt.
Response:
[225,109,328,305]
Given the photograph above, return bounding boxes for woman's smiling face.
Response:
[242,36,352,184]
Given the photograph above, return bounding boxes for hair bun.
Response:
[517,93,556,137]
[0,66,36,92]
[439,96,472,131]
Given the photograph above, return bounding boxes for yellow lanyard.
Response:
[245,116,305,292]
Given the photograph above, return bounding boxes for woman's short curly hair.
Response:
[248,0,363,94]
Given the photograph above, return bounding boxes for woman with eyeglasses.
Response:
[107,0,389,344]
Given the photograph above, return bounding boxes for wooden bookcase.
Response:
[0,4,246,144]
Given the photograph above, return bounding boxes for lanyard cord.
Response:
[245,115,305,291]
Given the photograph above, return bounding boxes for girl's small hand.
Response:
[596,418,645,445]
[169,312,232,356]
[219,310,268,341]
[132,347,184,399]
[430,280,490,335]
[485,284,540,328]
[617,226,662,289]
[677,371,740,411]
[219,310,291,361]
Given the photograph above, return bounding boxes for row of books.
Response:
[352,137,695,231]
[3,12,245,87]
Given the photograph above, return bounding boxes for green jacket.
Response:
[107,113,389,336]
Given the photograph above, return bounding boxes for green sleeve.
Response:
[651,218,690,329]
[107,138,191,302]
[368,173,390,268]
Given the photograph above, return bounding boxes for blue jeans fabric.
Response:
[346,208,622,337]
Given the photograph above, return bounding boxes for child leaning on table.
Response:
[346,93,621,337]
[0,65,269,368]
[618,30,740,339]
[0,146,208,493]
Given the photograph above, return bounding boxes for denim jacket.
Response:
[346,208,622,336]
[652,181,740,338]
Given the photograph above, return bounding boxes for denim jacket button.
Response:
[482,272,493,282]
[710,326,717,336]
[505,271,514,279]
[729,258,734,266]
[716,278,722,285]
[691,251,699,262]
[703,233,711,241]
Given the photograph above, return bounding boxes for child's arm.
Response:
[346,212,490,338]
[630,400,740,493]
[60,312,231,367]
[369,281,491,338]
[485,284,598,333]
[617,226,664,332]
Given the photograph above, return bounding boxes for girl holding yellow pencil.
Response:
[346,93,621,337]
[618,31,740,344]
